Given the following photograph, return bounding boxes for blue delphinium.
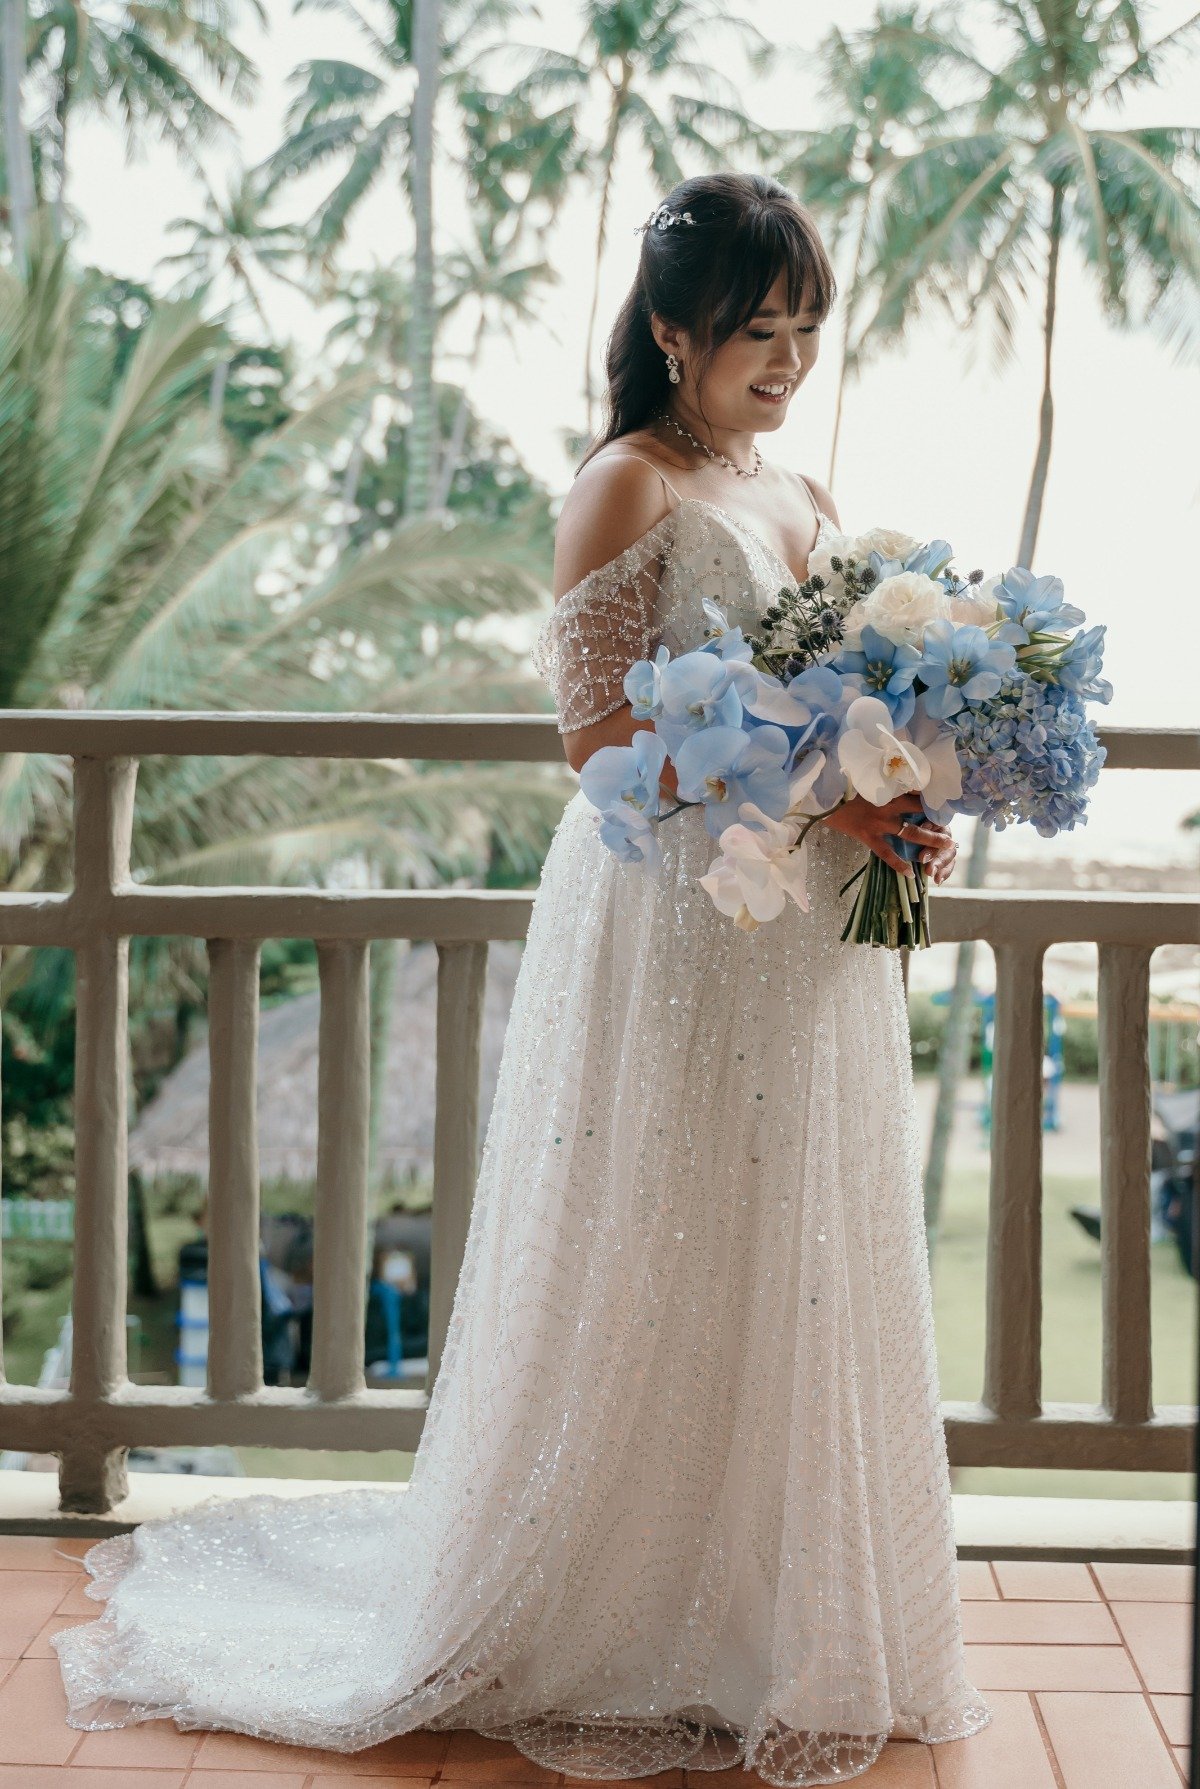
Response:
[917,619,1018,720]
[1052,623,1113,704]
[899,539,954,581]
[831,624,921,727]
[948,671,1106,835]
[991,567,1085,643]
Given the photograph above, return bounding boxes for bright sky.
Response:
[62,0,1200,869]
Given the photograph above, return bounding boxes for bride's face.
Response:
[659,269,824,434]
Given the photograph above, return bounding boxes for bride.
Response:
[52,170,993,1786]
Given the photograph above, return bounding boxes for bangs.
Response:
[705,205,837,344]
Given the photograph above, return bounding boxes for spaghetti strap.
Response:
[797,472,826,528]
[596,452,687,512]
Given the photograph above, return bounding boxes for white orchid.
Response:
[698,800,813,931]
[837,695,934,806]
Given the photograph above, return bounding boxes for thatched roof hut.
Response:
[129,939,525,1185]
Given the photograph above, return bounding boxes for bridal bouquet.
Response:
[577,524,1112,949]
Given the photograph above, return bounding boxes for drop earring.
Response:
[665,352,681,385]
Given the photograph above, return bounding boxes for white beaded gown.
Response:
[51,474,994,1786]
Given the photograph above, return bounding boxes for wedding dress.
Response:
[51,462,994,1786]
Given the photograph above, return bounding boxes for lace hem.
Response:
[474,1693,996,1784]
[54,1525,993,1788]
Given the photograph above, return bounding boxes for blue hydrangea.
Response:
[948,671,1107,835]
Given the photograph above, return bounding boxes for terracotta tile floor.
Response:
[0,1539,1192,1787]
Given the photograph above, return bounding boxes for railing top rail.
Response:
[0,884,1194,949]
[0,711,1195,770]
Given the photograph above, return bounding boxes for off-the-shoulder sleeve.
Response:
[531,515,675,734]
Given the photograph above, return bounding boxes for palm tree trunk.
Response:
[922,179,1064,1256]
[52,67,72,242]
[209,358,229,427]
[1017,181,1063,570]
[431,310,486,514]
[827,187,873,490]
[403,0,440,521]
[334,423,368,555]
[582,75,628,441]
[2,0,35,266]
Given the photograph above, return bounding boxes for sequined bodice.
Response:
[532,498,837,734]
[653,497,836,654]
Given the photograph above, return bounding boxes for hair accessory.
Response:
[633,203,697,236]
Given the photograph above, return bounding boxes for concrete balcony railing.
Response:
[0,712,1196,1525]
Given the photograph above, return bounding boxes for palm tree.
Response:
[258,0,531,274]
[500,0,776,435]
[454,76,589,256]
[260,0,546,542]
[24,0,263,229]
[0,236,565,901]
[160,168,310,329]
[830,0,1200,1243]
[404,0,439,519]
[0,241,566,1216]
[159,166,310,421]
[2,0,36,262]
[772,6,981,488]
[432,211,559,513]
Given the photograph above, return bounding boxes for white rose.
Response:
[811,526,921,588]
[850,526,922,563]
[849,570,952,645]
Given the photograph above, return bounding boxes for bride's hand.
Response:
[820,793,956,883]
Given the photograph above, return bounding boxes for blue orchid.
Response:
[596,804,662,866]
[673,722,795,840]
[991,566,1086,644]
[578,728,669,824]
[747,663,861,752]
[624,644,672,722]
[654,650,744,759]
[916,619,1018,720]
[831,624,921,727]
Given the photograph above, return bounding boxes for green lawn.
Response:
[933,1166,1198,1500]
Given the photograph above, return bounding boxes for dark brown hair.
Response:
[578,170,837,472]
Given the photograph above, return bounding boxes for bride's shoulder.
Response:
[553,443,681,602]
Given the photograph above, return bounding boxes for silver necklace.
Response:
[656,409,763,479]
